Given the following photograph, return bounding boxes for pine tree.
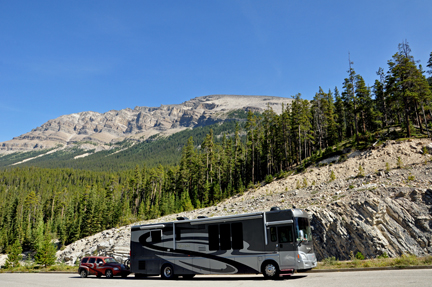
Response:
[34,228,57,268]
[324,89,338,146]
[33,212,45,251]
[334,87,346,141]
[374,67,388,127]
[180,190,194,212]
[342,54,359,143]
[201,130,215,184]
[386,41,432,137]
[245,111,258,184]
[262,105,277,175]
[5,239,23,268]
[427,52,432,88]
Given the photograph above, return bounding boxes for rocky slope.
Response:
[55,139,432,265]
[0,95,292,153]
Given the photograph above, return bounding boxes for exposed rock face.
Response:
[56,139,432,265]
[0,95,293,153]
[310,186,432,260]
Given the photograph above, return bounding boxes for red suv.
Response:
[78,256,130,278]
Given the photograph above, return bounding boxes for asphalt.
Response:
[2,265,432,274]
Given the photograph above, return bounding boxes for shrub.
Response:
[297,164,305,173]
[322,256,337,265]
[338,154,348,163]
[296,180,301,189]
[323,146,334,157]
[265,174,273,184]
[276,171,289,179]
[393,253,418,266]
[330,170,336,181]
[386,162,390,172]
[355,252,365,260]
[397,156,403,169]
[407,174,415,181]
[302,178,308,188]
[377,252,389,259]
[357,165,365,178]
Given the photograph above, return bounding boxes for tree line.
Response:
[1,41,431,265]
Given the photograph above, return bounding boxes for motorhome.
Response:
[130,207,317,279]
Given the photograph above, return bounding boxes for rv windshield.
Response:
[296,217,312,242]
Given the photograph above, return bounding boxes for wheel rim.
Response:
[81,270,87,277]
[163,266,173,278]
[106,270,112,278]
[265,264,277,277]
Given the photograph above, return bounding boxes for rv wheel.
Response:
[161,264,176,280]
[261,261,280,279]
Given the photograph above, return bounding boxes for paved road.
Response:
[1,269,431,287]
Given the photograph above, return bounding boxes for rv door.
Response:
[276,225,296,269]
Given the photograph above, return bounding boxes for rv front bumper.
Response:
[297,252,317,270]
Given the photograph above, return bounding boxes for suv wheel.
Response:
[80,269,88,278]
[105,269,113,278]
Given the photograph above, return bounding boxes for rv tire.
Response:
[261,261,280,279]
[161,264,176,280]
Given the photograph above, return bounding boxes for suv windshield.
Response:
[296,217,312,242]
[104,258,118,264]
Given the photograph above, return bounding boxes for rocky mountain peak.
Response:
[0,95,293,153]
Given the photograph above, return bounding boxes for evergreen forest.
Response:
[1,41,432,264]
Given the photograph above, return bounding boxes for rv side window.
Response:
[220,224,231,250]
[278,226,293,243]
[270,227,277,242]
[176,228,181,241]
[151,230,162,243]
[208,225,219,251]
[231,222,243,249]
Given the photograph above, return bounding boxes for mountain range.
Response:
[0,95,293,169]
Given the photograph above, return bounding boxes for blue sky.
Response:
[1,0,431,142]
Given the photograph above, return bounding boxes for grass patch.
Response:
[0,263,77,273]
[316,254,432,270]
